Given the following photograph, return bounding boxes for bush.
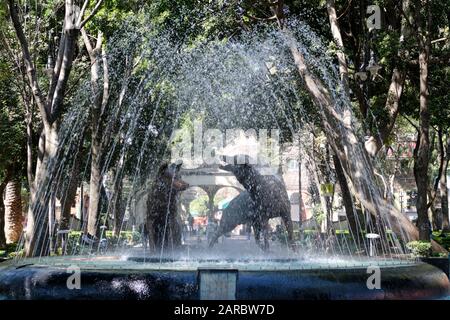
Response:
[312,205,325,225]
[406,241,432,257]
[63,230,144,255]
[302,229,319,235]
[8,249,24,259]
[432,232,450,251]
[0,243,21,259]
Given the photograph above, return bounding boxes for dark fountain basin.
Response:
[0,255,448,300]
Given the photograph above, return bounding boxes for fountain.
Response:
[0,17,448,300]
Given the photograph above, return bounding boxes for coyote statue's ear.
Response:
[175,159,183,170]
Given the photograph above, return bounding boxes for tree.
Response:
[1,0,447,256]
[81,28,109,238]
[0,50,25,247]
[0,179,7,248]
[81,4,144,238]
[440,132,450,231]
[6,0,104,256]
[410,0,432,241]
[267,0,445,252]
[326,0,361,243]
[4,179,23,243]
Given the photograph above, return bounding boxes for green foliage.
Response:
[105,230,141,244]
[0,243,23,259]
[1,0,450,257]
[0,59,25,180]
[302,229,319,235]
[145,0,240,47]
[432,232,450,251]
[190,195,209,216]
[85,0,144,37]
[406,241,432,258]
[63,230,142,255]
[312,204,325,225]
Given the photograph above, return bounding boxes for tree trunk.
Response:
[9,1,70,256]
[431,127,448,231]
[58,155,82,231]
[286,30,446,253]
[4,179,23,243]
[0,167,13,248]
[428,188,440,230]
[82,29,110,239]
[326,0,349,90]
[87,139,102,238]
[57,129,86,233]
[326,0,361,246]
[112,177,124,237]
[298,158,305,225]
[25,123,59,256]
[296,134,306,226]
[333,154,361,246]
[8,0,105,257]
[305,134,329,232]
[441,133,450,232]
[0,179,8,248]
[414,1,432,241]
[25,99,34,196]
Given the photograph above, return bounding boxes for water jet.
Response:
[1,18,448,300]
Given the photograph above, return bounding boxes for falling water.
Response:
[12,16,416,268]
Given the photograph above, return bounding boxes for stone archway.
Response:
[180,166,244,220]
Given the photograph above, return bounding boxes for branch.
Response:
[49,0,100,122]
[427,188,437,210]
[368,0,417,155]
[399,7,414,30]
[399,4,421,44]
[47,27,66,104]
[7,0,50,126]
[100,43,109,115]
[79,0,105,29]
[244,14,278,21]
[371,68,406,154]
[24,98,35,190]
[49,38,78,122]
[402,114,419,132]
[337,0,353,20]
[431,37,448,44]
[374,170,388,199]
[77,0,90,26]
[95,31,103,50]
[81,27,94,58]
[434,128,445,192]
[326,0,349,93]
[408,53,450,66]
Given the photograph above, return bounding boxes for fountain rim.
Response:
[1,255,421,272]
